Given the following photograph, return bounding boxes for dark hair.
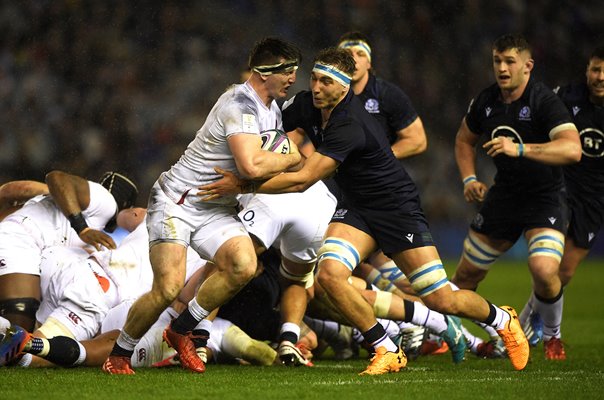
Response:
[99,171,138,211]
[248,37,301,69]
[493,34,531,55]
[313,47,356,77]
[590,45,604,61]
[337,31,372,49]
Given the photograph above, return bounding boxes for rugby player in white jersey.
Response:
[0,171,138,332]
[103,37,302,374]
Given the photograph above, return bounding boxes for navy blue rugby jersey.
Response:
[357,74,418,144]
[465,77,575,194]
[556,82,604,196]
[282,90,420,211]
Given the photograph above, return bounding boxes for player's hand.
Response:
[197,167,244,200]
[483,136,518,158]
[79,228,116,250]
[463,181,488,203]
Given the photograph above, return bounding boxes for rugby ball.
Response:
[260,129,290,154]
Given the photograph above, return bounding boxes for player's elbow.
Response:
[45,170,67,186]
[568,142,582,163]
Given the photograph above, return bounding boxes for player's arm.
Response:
[455,118,487,203]
[198,151,338,200]
[0,180,48,206]
[45,170,116,250]
[288,128,316,159]
[228,133,301,180]
[483,125,581,165]
[391,116,427,159]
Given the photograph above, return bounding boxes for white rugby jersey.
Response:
[159,82,282,207]
[2,181,117,249]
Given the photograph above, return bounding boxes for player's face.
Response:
[310,71,348,110]
[266,63,297,100]
[117,207,147,232]
[586,57,604,103]
[492,48,533,92]
[347,48,371,82]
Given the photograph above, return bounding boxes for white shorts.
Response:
[238,181,336,263]
[37,250,119,340]
[147,181,249,260]
[0,220,42,276]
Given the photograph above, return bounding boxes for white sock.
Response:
[534,293,563,340]
[116,330,140,352]
[411,302,448,333]
[188,298,211,321]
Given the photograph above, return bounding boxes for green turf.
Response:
[3,259,603,400]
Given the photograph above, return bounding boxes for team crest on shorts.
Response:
[472,213,484,229]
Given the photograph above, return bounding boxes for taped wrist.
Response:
[68,212,88,234]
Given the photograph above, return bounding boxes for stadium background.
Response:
[1,1,603,257]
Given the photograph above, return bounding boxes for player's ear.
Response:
[525,58,534,73]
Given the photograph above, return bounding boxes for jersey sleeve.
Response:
[318,119,365,163]
[83,181,118,229]
[535,86,575,138]
[380,82,418,132]
[464,97,482,135]
[221,101,261,137]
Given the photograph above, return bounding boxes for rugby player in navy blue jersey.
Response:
[200,47,530,374]
[450,34,581,361]
[520,45,604,360]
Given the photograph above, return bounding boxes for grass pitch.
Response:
[3,259,603,400]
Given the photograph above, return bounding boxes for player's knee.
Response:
[154,281,183,306]
[226,252,257,286]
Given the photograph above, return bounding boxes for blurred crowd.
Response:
[1,1,602,232]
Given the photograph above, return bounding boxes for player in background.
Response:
[450,34,581,361]
[103,37,302,375]
[519,45,604,359]
[200,47,530,375]
[0,171,138,331]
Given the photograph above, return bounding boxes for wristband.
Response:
[68,212,89,234]
[462,175,477,185]
[517,143,524,157]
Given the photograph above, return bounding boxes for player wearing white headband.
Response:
[103,37,302,375]
[200,47,530,375]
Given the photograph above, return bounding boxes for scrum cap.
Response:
[99,172,138,211]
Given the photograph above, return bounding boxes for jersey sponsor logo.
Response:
[0,259,5,268]
[485,107,492,117]
[68,312,82,325]
[491,126,523,144]
[137,348,147,363]
[588,232,595,242]
[241,210,255,226]
[579,128,604,158]
[572,106,580,116]
[405,233,414,243]
[548,217,557,225]
[364,98,380,113]
[518,106,531,121]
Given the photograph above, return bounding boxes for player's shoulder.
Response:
[553,82,589,104]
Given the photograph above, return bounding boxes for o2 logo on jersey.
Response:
[242,210,255,226]
[491,125,523,144]
[579,128,604,158]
